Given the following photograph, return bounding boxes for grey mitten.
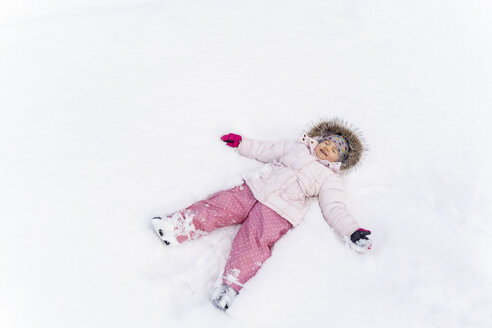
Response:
[349,228,372,252]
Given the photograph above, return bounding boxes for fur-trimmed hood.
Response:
[306,118,366,172]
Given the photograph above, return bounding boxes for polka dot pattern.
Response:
[319,134,349,162]
[175,182,258,243]
[222,200,292,293]
[172,181,292,292]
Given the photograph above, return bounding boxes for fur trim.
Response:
[306,118,367,173]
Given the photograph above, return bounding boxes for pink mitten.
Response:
[221,133,242,148]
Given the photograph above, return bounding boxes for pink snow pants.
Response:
[171,181,292,293]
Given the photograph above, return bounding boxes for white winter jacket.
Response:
[238,134,360,237]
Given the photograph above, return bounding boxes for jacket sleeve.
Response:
[237,137,296,163]
[318,173,360,237]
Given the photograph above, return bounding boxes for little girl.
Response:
[151,118,372,311]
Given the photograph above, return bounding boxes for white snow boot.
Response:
[151,216,179,246]
[211,284,238,312]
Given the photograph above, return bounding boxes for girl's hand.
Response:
[349,228,372,252]
[221,133,242,148]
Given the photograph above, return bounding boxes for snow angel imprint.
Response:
[151,118,372,311]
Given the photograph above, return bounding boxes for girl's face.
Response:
[314,140,339,162]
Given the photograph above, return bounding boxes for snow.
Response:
[223,268,243,289]
[169,210,207,241]
[1,0,492,327]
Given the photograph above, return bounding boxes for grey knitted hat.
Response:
[318,134,349,162]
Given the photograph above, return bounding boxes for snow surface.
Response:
[1,1,492,327]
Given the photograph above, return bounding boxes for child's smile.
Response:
[314,140,339,162]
